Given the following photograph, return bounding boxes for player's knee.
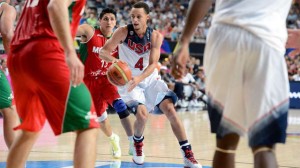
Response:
[113,99,130,119]
[216,133,240,150]
[252,145,274,155]
[136,106,148,122]
[98,111,108,122]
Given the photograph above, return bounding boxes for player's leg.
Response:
[118,86,148,164]
[4,75,44,168]
[112,98,134,155]
[92,79,122,159]
[1,105,19,148]
[6,131,40,168]
[130,104,148,165]
[159,97,201,168]
[74,128,98,168]
[159,98,187,141]
[31,40,99,167]
[251,145,277,168]
[98,111,121,159]
[213,134,240,168]
[0,70,19,148]
[244,28,289,168]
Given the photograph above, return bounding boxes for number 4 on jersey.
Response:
[135,57,144,71]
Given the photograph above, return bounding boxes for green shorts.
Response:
[0,70,13,109]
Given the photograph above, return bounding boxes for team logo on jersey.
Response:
[85,111,98,121]
[8,93,14,100]
[92,46,117,56]
[127,39,151,54]
[130,31,134,35]
[93,46,103,54]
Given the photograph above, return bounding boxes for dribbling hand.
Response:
[127,76,141,92]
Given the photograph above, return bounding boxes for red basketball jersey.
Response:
[11,0,85,47]
[79,28,118,78]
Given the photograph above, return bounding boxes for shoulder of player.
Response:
[0,2,15,13]
[116,25,128,34]
[78,24,94,38]
[112,25,128,42]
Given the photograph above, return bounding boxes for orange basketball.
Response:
[107,61,132,86]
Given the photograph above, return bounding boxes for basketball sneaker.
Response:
[128,136,134,155]
[181,145,202,168]
[132,141,145,165]
[110,134,121,159]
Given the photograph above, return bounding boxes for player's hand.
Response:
[112,58,127,64]
[65,50,84,87]
[286,29,300,58]
[127,76,141,92]
[171,42,190,79]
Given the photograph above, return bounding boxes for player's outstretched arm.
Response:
[99,26,127,63]
[171,0,212,79]
[47,0,83,86]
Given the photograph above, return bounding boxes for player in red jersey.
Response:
[6,1,99,168]
[0,1,20,149]
[77,8,134,159]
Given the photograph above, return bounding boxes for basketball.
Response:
[107,61,132,86]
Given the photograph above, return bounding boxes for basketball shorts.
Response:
[0,70,13,109]
[8,39,99,135]
[84,75,120,117]
[204,23,289,147]
[118,70,176,114]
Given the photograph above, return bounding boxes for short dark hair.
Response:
[99,8,117,19]
[133,1,150,14]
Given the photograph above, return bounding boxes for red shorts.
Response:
[8,39,99,135]
[84,75,120,117]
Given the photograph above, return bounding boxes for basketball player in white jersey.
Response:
[99,1,201,168]
[172,0,292,168]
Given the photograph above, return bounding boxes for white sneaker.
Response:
[110,134,121,159]
[128,136,134,155]
[181,145,202,168]
[132,141,145,165]
[178,99,189,108]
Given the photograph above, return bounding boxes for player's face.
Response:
[130,8,149,31]
[99,13,116,31]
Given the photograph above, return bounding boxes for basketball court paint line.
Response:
[0,161,211,168]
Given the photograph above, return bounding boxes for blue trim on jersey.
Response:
[248,102,288,147]
[153,91,178,115]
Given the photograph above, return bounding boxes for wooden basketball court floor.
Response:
[0,108,299,168]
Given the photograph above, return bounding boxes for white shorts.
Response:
[118,70,176,114]
[204,23,289,147]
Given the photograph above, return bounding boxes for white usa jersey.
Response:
[118,24,153,76]
[212,0,292,53]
